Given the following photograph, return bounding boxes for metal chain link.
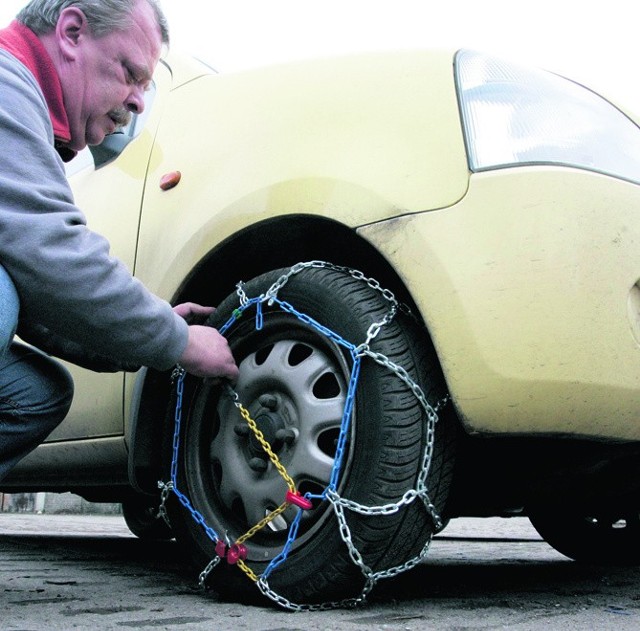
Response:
[263,260,399,346]
[158,260,451,611]
[198,556,222,587]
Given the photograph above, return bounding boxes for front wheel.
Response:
[169,265,456,605]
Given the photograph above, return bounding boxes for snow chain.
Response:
[157,260,450,611]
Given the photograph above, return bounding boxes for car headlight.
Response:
[455,49,640,185]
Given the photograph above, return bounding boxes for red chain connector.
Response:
[227,543,248,565]
[286,490,313,510]
[215,540,227,558]
[215,540,248,565]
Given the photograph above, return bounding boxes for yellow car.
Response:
[3,47,640,606]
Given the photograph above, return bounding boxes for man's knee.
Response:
[42,357,74,429]
[0,343,74,431]
[0,347,74,481]
[28,349,74,430]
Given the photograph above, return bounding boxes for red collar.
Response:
[0,20,75,161]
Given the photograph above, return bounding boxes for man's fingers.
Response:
[173,302,215,323]
[179,325,239,379]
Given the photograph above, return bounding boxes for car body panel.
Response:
[360,167,640,440]
[3,437,129,486]
[132,50,469,297]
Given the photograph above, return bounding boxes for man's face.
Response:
[60,0,162,151]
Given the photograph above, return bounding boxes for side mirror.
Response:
[89,132,133,169]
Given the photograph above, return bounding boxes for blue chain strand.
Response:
[169,369,221,545]
[262,506,304,579]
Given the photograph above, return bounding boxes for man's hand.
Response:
[174,302,239,380]
[173,302,215,323]
[178,325,239,380]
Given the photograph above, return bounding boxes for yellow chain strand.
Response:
[235,403,296,492]
[237,559,259,582]
[217,401,306,583]
[236,501,289,546]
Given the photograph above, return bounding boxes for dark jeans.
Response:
[0,265,73,482]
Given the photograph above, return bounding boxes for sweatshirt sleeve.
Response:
[0,53,189,371]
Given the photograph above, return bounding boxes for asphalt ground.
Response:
[1,514,639,630]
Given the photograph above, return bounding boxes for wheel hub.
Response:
[250,410,287,455]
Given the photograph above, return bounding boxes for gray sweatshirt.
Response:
[0,49,188,371]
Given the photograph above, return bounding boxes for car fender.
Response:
[132,49,469,298]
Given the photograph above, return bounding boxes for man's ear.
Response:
[55,7,91,59]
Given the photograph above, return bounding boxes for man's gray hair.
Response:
[17,0,169,44]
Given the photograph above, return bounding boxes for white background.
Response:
[1,0,638,112]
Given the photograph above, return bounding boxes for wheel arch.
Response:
[127,213,435,493]
[176,213,420,309]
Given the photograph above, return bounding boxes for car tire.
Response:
[122,496,173,541]
[169,265,456,604]
[529,503,640,564]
